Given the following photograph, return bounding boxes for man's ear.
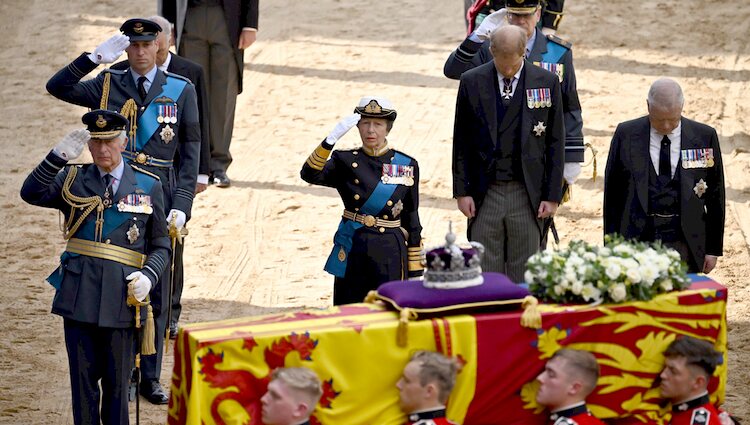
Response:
[568,380,583,396]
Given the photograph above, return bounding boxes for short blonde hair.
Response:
[410,351,459,403]
[271,367,323,403]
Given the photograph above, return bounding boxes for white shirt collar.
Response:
[130,64,158,85]
[98,158,125,185]
[159,52,172,72]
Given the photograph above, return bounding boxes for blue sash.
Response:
[46,170,156,288]
[135,76,187,151]
[324,152,411,278]
[541,41,567,64]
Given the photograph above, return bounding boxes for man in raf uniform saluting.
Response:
[20,110,170,425]
[46,18,201,404]
[397,351,461,425]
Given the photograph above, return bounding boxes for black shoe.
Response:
[140,379,169,405]
[211,170,230,188]
[169,321,178,339]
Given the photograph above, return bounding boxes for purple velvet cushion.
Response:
[376,272,530,311]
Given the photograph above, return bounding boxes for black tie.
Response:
[103,174,113,208]
[137,76,148,102]
[501,77,513,106]
[659,135,671,182]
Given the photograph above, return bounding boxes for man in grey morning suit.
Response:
[452,26,564,283]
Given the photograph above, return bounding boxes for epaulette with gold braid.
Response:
[546,33,572,49]
[130,164,160,180]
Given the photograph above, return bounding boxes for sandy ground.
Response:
[1,0,749,423]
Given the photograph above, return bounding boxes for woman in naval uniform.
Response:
[301,96,424,305]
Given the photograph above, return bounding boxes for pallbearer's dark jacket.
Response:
[669,393,722,425]
[404,408,458,425]
[444,27,584,163]
[548,403,605,425]
[20,152,171,328]
[301,140,424,278]
[46,54,201,218]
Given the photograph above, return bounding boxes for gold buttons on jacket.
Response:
[105,239,111,244]
[379,227,385,233]
[354,194,361,200]
[354,179,360,184]
[352,162,358,168]
[383,214,389,219]
[387,200,393,206]
[355,208,359,212]
[353,151,358,155]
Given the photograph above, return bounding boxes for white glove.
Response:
[168,209,187,230]
[719,413,735,425]
[87,34,130,64]
[325,113,361,145]
[53,129,90,161]
[475,8,508,41]
[126,271,152,302]
[563,163,582,185]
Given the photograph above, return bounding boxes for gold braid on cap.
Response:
[120,99,138,152]
[60,167,105,242]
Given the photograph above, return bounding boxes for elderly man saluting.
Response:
[20,110,170,425]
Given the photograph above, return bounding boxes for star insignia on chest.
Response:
[391,199,404,218]
[533,121,547,137]
[127,223,140,244]
[160,124,175,143]
[693,178,708,198]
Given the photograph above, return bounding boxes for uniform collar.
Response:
[97,157,125,182]
[129,64,158,85]
[361,140,390,157]
[672,392,710,412]
[408,407,447,422]
[550,402,588,421]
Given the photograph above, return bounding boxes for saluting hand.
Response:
[53,129,90,161]
[326,113,361,145]
[88,34,130,65]
[475,8,508,41]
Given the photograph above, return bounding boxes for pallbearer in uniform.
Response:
[20,110,170,425]
[659,336,737,425]
[301,96,424,305]
[536,349,605,425]
[397,351,460,425]
[46,18,201,404]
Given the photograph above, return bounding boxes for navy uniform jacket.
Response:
[444,27,584,163]
[20,152,171,328]
[603,116,725,268]
[453,60,565,218]
[301,140,424,278]
[46,54,201,218]
[112,53,211,177]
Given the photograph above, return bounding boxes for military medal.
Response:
[157,105,164,123]
[534,61,564,82]
[127,223,140,244]
[118,193,154,214]
[160,124,175,143]
[391,199,404,218]
[533,121,547,136]
[381,164,414,186]
[338,246,346,262]
[526,88,551,109]
[681,148,714,169]
[693,179,708,198]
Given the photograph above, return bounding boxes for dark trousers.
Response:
[64,319,133,425]
[333,228,407,305]
[172,239,185,324]
[180,4,239,174]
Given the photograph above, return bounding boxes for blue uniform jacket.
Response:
[21,152,171,328]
